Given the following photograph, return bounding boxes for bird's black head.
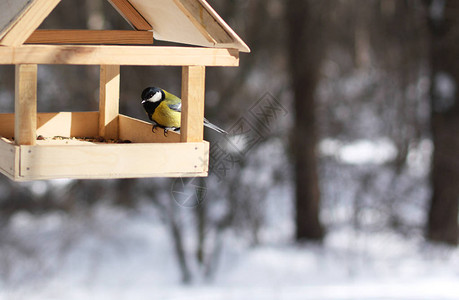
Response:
[141,87,164,103]
[141,87,165,117]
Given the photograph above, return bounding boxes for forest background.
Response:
[0,0,458,299]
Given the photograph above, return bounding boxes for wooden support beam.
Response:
[108,0,152,31]
[0,45,239,67]
[99,65,120,139]
[181,66,205,142]
[0,0,61,46]
[25,30,153,45]
[14,64,37,146]
[0,112,99,139]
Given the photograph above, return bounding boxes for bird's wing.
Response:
[164,91,182,112]
[167,102,181,112]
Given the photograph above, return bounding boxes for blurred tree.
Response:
[426,0,459,245]
[316,0,432,237]
[286,0,330,241]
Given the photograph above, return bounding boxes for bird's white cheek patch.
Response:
[149,92,163,103]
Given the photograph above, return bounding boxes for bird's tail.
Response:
[204,118,228,135]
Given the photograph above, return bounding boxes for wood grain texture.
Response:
[108,0,152,31]
[0,0,61,46]
[0,112,211,181]
[99,65,120,139]
[19,141,209,180]
[0,0,249,51]
[0,111,99,138]
[173,0,232,44]
[25,30,153,45]
[172,0,215,44]
[37,111,99,137]
[181,66,205,143]
[0,113,15,138]
[1,112,176,143]
[0,138,18,179]
[14,64,37,146]
[119,114,180,143]
[128,0,249,52]
[0,45,239,66]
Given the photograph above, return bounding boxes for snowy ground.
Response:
[1,139,458,300]
[1,198,458,300]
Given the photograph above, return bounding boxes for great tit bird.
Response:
[141,87,227,135]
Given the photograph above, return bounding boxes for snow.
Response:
[319,138,398,165]
[0,127,447,299]
[433,72,456,112]
[406,139,433,176]
[429,0,446,22]
[1,198,458,300]
[0,125,452,300]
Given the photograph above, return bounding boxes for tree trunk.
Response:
[286,0,328,241]
[168,204,192,283]
[427,0,459,245]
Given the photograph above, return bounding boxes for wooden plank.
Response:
[181,66,205,142]
[19,141,209,180]
[99,65,120,139]
[129,0,211,47]
[25,30,153,45]
[38,111,99,137]
[173,0,232,44]
[108,0,152,31]
[194,0,250,52]
[15,64,37,145]
[0,113,15,138]
[35,139,97,146]
[0,111,99,139]
[0,138,19,179]
[0,0,61,46]
[172,0,215,44]
[0,45,239,67]
[128,0,249,52]
[119,114,180,143]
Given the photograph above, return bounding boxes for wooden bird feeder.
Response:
[0,0,249,181]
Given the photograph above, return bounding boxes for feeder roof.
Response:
[0,0,250,52]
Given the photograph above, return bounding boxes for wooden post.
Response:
[99,65,120,139]
[181,66,205,142]
[107,0,152,30]
[15,64,37,145]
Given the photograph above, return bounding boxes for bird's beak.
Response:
[141,100,146,104]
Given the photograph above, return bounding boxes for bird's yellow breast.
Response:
[152,101,181,128]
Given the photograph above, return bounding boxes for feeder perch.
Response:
[0,0,249,181]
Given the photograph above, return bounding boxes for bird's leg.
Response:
[152,124,158,133]
[163,128,169,137]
